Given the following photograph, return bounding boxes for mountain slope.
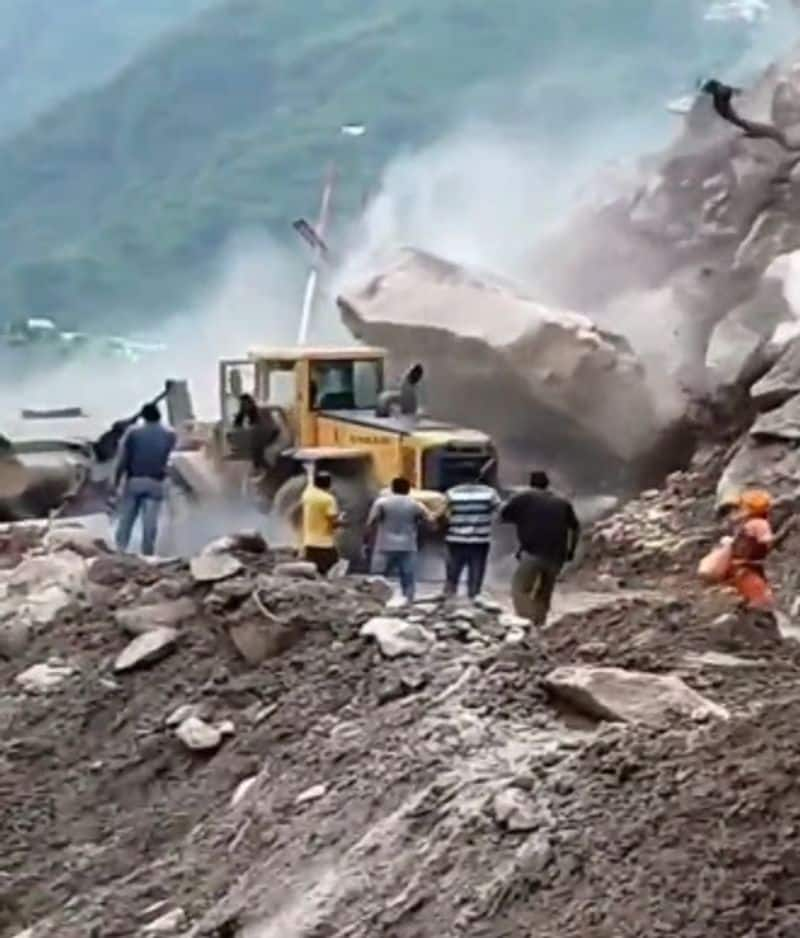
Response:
[0,0,212,138]
[0,0,792,329]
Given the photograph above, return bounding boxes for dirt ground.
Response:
[4,455,800,937]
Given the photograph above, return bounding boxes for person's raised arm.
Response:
[416,501,435,528]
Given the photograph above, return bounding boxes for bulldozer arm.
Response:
[165,379,195,429]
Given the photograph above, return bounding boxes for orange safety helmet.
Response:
[737,489,772,518]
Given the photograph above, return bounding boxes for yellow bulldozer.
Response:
[171,345,497,564]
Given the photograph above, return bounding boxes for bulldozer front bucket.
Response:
[165,379,195,428]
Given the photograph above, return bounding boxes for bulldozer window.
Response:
[311,359,382,411]
[263,364,296,408]
[222,362,256,424]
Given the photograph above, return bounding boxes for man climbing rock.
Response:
[702,78,798,150]
[501,470,580,626]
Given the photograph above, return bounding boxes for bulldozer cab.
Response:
[215,346,495,508]
[218,347,386,458]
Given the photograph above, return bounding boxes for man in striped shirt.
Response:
[444,471,501,600]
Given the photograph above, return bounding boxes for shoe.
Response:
[386,594,409,610]
[474,594,502,612]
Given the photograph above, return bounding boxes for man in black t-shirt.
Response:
[500,470,580,626]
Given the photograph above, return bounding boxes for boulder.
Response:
[6,551,87,595]
[138,579,192,603]
[115,597,196,636]
[42,526,106,558]
[228,611,303,665]
[199,535,236,556]
[204,576,255,613]
[0,619,30,658]
[231,776,258,807]
[175,716,234,752]
[0,549,88,630]
[751,393,800,441]
[165,703,204,727]
[230,530,268,554]
[190,553,243,583]
[498,613,529,629]
[544,665,728,726]
[114,627,178,673]
[705,317,770,393]
[504,627,526,647]
[16,662,75,692]
[718,434,800,505]
[1,585,73,628]
[749,336,800,410]
[681,650,767,669]
[718,391,800,503]
[360,617,434,658]
[492,788,545,833]
[273,561,319,580]
[338,248,679,492]
[142,907,186,934]
[87,553,144,587]
[295,783,327,805]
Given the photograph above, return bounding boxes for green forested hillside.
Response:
[0,0,762,330]
[0,0,557,328]
[0,0,212,137]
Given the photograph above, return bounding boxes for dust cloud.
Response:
[0,230,343,432]
[335,0,799,328]
[334,119,639,297]
[159,494,294,557]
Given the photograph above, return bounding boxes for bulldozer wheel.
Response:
[329,475,374,570]
[272,474,307,532]
[272,473,374,569]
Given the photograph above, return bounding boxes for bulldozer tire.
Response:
[330,476,376,572]
[272,473,374,570]
[272,474,307,533]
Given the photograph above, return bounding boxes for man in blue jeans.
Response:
[114,403,176,556]
[367,476,432,603]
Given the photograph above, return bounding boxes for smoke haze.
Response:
[2,0,799,441]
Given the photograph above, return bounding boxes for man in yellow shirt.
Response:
[301,472,341,575]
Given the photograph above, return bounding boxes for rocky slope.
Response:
[533,45,800,396]
[3,446,800,937]
[334,48,800,496]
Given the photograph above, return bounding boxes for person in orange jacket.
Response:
[726,489,775,610]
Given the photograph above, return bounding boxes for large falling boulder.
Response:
[338,249,689,492]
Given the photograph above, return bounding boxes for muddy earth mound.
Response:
[3,475,800,938]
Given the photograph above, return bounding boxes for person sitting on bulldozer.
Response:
[233,393,280,473]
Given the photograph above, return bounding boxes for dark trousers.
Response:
[304,545,339,576]
[376,550,417,601]
[445,541,490,598]
[511,553,560,626]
